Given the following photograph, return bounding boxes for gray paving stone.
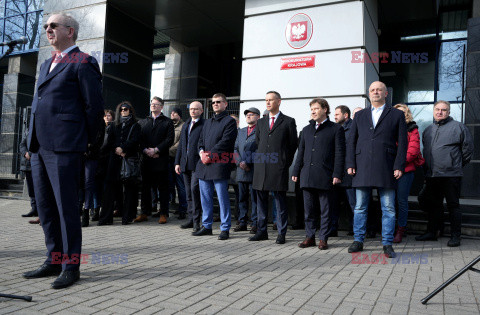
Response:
[1,198,480,314]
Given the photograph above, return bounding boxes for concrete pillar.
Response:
[163,40,199,111]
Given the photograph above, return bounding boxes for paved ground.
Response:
[0,198,479,314]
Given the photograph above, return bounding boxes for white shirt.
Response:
[49,45,78,73]
[371,104,385,128]
[269,112,280,127]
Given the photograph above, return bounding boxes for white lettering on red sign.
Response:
[280,55,315,70]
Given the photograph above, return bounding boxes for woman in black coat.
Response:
[99,101,141,225]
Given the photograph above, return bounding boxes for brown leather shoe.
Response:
[298,237,316,248]
[29,218,41,225]
[158,215,167,224]
[318,240,328,250]
[133,214,148,223]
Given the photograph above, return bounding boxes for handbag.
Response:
[120,124,141,183]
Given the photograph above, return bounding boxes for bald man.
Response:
[175,101,205,231]
[346,81,407,258]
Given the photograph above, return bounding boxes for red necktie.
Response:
[270,117,275,130]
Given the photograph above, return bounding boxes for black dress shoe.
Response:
[23,263,61,278]
[233,224,247,232]
[248,232,268,241]
[22,210,38,217]
[276,235,286,244]
[218,230,229,240]
[366,231,376,238]
[447,236,461,247]
[91,208,100,221]
[51,270,80,289]
[383,245,396,258]
[415,232,437,241]
[181,221,193,229]
[192,227,212,236]
[348,241,363,253]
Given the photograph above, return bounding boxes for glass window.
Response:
[26,11,42,50]
[437,40,467,102]
[27,0,44,12]
[4,14,25,43]
[5,0,26,17]
[0,0,4,18]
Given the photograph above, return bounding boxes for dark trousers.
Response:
[83,159,98,209]
[294,180,305,227]
[257,190,288,236]
[303,188,332,241]
[101,180,138,224]
[24,171,37,213]
[425,177,462,237]
[183,170,201,225]
[237,181,257,226]
[168,157,187,213]
[141,170,169,216]
[31,148,82,271]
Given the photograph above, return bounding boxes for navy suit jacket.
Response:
[234,125,257,183]
[175,117,205,172]
[346,105,407,189]
[28,47,104,152]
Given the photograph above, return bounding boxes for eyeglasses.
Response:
[43,22,71,30]
[120,108,130,112]
[150,103,163,106]
[212,101,224,104]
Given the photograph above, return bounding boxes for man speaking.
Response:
[23,12,104,289]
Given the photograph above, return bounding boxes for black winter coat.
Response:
[138,114,174,173]
[252,112,298,192]
[293,119,345,190]
[105,117,141,181]
[195,111,237,180]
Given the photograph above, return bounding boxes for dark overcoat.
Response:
[293,119,345,190]
[195,111,238,180]
[138,114,174,173]
[252,112,298,192]
[175,117,205,172]
[345,105,407,189]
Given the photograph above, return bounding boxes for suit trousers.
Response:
[183,170,201,225]
[303,188,332,241]
[256,190,288,236]
[237,181,257,226]
[24,171,37,213]
[141,170,169,216]
[101,180,138,224]
[31,147,82,271]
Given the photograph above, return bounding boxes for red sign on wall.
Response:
[280,55,315,70]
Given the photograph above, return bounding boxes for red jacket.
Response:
[405,124,421,173]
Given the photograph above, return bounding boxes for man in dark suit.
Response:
[292,99,345,250]
[23,13,104,289]
[135,96,174,224]
[175,101,205,232]
[194,93,238,240]
[346,81,407,258]
[233,107,260,233]
[250,91,298,244]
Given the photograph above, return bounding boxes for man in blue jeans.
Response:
[346,81,407,258]
[193,93,238,240]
